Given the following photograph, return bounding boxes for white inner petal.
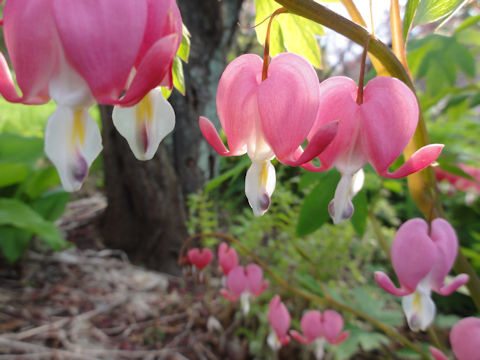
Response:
[402,277,436,332]
[267,331,281,352]
[245,160,276,217]
[240,292,251,316]
[313,338,326,360]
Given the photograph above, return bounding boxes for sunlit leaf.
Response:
[172,56,185,95]
[178,24,191,63]
[413,0,469,28]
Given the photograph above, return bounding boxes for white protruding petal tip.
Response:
[245,160,276,216]
[113,87,175,161]
[402,289,436,332]
[329,170,363,224]
[267,331,281,352]
[45,106,102,192]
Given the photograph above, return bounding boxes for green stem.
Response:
[273,0,480,312]
[188,233,431,360]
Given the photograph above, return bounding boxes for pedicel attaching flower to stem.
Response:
[220,264,268,315]
[290,310,349,360]
[374,218,469,332]
[199,9,338,216]
[0,0,182,191]
[303,41,443,224]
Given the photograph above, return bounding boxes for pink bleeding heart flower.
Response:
[290,310,349,359]
[436,164,480,200]
[267,295,291,351]
[187,248,214,271]
[220,264,268,314]
[218,242,239,276]
[304,76,443,224]
[199,53,338,216]
[0,0,182,191]
[374,218,469,332]
[430,317,480,360]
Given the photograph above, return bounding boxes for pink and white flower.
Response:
[218,242,239,276]
[267,295,291,351]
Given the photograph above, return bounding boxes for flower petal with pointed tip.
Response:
[245,160,276,217]
[322,310,349,344]
[218,242,239,276]
[429,347,449,360]
[268,295,291,346]
[45,106,102,192]
[113,87,175,160]
[246,264,268,296]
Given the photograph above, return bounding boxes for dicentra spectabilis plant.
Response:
[0,0,182,191]
[430,317,480,360]
[218,242,239,276]
[375,218,469,331]
[290,310,349,360]
[187,248,214,272]
[304,75,443,223]
[220,264,268,314]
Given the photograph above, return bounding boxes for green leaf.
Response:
[21,167,61,200]
[454,14,480,34]
[255,0,323,68]
[0,198,66,250]
[172,56,185,95]
[178,24,191,63]
[0,226,32,263]
[296,170,340,236]
[412,0,469,28]
[0,163,29,188]
[351,189,367,237]
[0,134,43,164]
[205,157,250,192]
[31,190,70,222]
[403,0,420,41]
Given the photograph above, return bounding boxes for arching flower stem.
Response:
[187,233,431,360]
[262,8,287,81]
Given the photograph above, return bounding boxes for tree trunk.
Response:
[100,0,243,273]
[100,106,187,274]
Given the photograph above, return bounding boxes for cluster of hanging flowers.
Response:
[0,0,182,191]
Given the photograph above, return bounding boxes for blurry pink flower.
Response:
[430,317,480,360]
[187,248,213,271]
[304,76,443,224]
[0,0,182,191]
[220,264,268,314]
[267,295,291,351]
[199,53,338,216]
[218,242,239,276]
[375,218,469,331]
[436,164,480,195]
[290,310,349,359]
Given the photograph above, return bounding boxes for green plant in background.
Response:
[0,133,69,262]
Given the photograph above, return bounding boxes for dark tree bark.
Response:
[100,0,243,273]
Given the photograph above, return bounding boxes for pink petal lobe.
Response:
[52,0,147,103]
[437,274,469,296]
[300,311,322,343]
[280,120,339,166]
[217,54,262,155]
[226,266,248,299]
[450,317,480,360]
[313,76,363,172]
[361,77,419,174]
[391,218,436,292]
[2,0,57,103]
[322,310,344,344]
[258,53,320,160]
[330,330,350,345]
[290,330,310,344]
[429,347,449,360]
[118,34,179,106]
[380,144,444,179]
[374,271,413,296]
[218,242,239,276]
[199,117,244,156]
[268,295,291,344]
[246,264,267,296]
[187,248,213,270]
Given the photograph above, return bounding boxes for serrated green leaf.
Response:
[351,189,367,237]
[403,0,420,41]
[0,163,29,188]
[413,0,469,28]
[178,24,191,63]
[172,56,185,95]
[0,198,66,250]
[0,226,32,263]
[296,170,340,236]
[255,0,323,68]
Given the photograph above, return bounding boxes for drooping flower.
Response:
[218,242,239,276]
[0,0,182,191]
[220,264,268,314]
[374,218,469,331]
[290,310,349,359]
[199,53,338,216]
[430,317,480,360]
[436,164,480,204]
[187,248,214,271]
[304,76,443,224]
[267,295,291,351]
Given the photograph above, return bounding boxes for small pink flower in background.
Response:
[187,248,214,271]
[304,76,443,224]
[430,317,480,360]
[267,295,291,351]
[290,310,349,359]
[199,53,338,216]
[375,218,469,332]
[436,164,480,204]
[218,242,239,276]
[0,0,182,191]
[220,264,268,314]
